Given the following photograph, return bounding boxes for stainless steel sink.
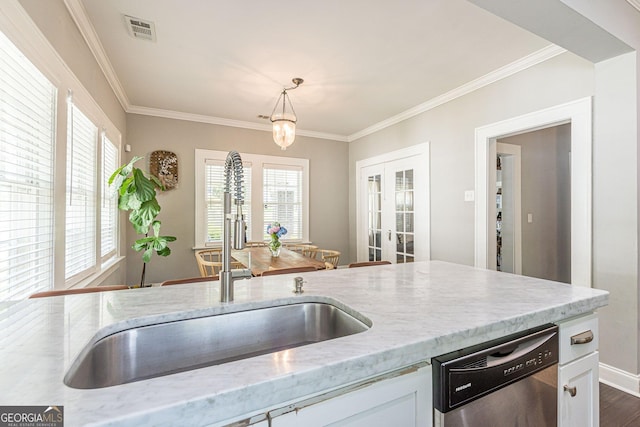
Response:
[64,302,370,389]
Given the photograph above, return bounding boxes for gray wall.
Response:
[349,51,594,267]
[18,0,126,133]
[125,115,349,285]
[499,124,571,283]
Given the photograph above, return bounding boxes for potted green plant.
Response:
[109,156,176,286]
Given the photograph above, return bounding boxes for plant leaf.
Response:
[152,220,161,237]
[129,199,160,234]
[133,168,156,203]
[142,248,153,263]
[157,247,171,257]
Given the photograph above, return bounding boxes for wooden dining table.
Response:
[232,246,326,276]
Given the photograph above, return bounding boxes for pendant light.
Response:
[269,78,303,150]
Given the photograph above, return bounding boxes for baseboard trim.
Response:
[599,362,640,397]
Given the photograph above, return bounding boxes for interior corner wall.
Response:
[125,115,349,285]
[348,51,594,266]
[18,0,126,133]
[592,52,639,376]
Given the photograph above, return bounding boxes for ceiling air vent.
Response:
[124,15,156,42]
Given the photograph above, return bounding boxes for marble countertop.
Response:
[0,261,608,426]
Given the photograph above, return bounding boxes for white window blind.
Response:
[0,31,56,301]
[263,164,303,240]
[101,135,118,259]
[65,102,97,281]
[204,160,251,244]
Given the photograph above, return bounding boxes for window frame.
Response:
[0,3,123,296]
[195,149,309,248]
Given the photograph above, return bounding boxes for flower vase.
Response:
[269,239,281,257]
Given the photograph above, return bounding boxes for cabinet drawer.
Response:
[557,313,598,365]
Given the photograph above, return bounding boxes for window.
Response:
[263,165,303,240]
[0,30,56,300]
[204,160,252,243]
[195,150,309,247]
[101,136,118,260]
[65,102,98,281]
[0,24,122,301]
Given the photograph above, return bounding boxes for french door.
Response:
[357,144,429,264]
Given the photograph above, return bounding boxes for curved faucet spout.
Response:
[220,151,251,302]
[224,151,244,205]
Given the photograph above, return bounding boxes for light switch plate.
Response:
[527,213,533,223]
[464,190,475,202]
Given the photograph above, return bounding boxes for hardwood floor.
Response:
[600,383,640,427]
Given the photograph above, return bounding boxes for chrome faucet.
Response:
[220,151,252,302]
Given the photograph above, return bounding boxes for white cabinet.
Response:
[559,352,599,427]
[557,313,599,427]
[269,364,432,427]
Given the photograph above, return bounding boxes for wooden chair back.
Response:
[348,261,392,268]
[284,243,318,258]
[317,249,341,269]
[261,266,317,276]
[161,276,219,286]
[195,249,244,277]
[29,285,129,299]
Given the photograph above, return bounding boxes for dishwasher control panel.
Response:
[433,324,559,412]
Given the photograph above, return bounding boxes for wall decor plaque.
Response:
[149,150,178,190]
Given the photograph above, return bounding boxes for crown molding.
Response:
[347,44,567,142]
[63,0,130,111]
[128,106,349,142]
[65,2,564,144]
[627,0,640,13]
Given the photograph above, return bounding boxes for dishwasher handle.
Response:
[483,331,556,369]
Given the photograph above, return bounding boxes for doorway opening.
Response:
[474,97,592,287]
[497,126,571,284]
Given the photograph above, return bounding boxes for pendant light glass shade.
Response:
[269,78,303,150]
[271,113,296,150]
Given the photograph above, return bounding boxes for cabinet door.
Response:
[271,366,432,427]
[558,351,599,427]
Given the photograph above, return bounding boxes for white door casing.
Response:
[356,143,430,263]
[475,97,592,287]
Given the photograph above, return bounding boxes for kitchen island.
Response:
[0,261,608,426]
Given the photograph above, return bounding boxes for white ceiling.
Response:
[73,0,553,140]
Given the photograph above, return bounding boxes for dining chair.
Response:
[317,249,341,269]
[245,241,267,247]
[260,266,318,276]
[29,285,130,298]
[347,261,392,268]
[195,249,243,277]
[160,276,219,286]
[283,243,318,258]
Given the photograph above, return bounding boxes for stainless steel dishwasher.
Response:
[433,324,559,427]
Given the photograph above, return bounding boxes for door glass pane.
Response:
[395,171,403,191]
[396,233,404,253]
[394,168,416,265]
[405,191,414,211]
[405,213,414,232]
[406,234,414,255]
[405,170,414,190]
[396,213,404,232]
[367,174,382,261]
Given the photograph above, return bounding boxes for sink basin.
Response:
[64,302,370,389]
